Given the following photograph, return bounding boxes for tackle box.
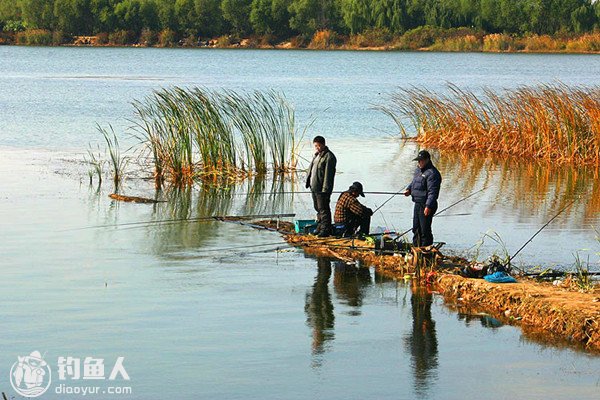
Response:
[294,219,317,234]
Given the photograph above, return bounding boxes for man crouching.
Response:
[334,182,373,237]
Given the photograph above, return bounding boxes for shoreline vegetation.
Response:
[90,87,302,188]
[3,28,600,53]
[2,0,600,53]
[379,83,600,165]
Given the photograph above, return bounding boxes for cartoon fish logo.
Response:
[10,351,51,397]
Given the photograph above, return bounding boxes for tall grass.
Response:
[308,30,340,49]
[85,145,103,185]
[98,124,128,187]
[132,87,300,184]
[379,83,600,165]
[16,29,53,46]
[572,252,593,292]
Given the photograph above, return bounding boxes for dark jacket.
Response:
[334,191,371,223]
[407,161,442,208]
[306,147,337,193]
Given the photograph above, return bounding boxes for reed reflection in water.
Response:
[131,175,297,258]
[437,151,600,227]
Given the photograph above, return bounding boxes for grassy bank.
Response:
[379,83,600,165]
[3,27,600,53]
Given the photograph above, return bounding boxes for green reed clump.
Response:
[85,144,103,185]
[379,83,600,165]
[98,124,128,187]
[572,252,593,292]
[132,87,299,184]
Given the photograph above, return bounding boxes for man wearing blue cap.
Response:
[403,150,442,247]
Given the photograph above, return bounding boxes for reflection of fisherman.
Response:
[403,150,442,247]
[404,286,438,397]
[306,136,337,237]
[334,181,373,237]
[305,257,335,355]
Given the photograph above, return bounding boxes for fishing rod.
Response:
[372,189,406,214]
[395,186,488,237]
[188,240,292,255]
[523,270,600,278]
[221,219,293,235]
[229,190,415,196]
[67,213,296,231]
[506,198,577,266]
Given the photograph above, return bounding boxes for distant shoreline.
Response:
[2,29,600,54]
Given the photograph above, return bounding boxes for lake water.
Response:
[0,47,599,399]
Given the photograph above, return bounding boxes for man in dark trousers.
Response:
[403,150,442,247]
[306,136,337,237]
[334,181,373,237]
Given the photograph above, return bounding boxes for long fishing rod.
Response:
[229,190,414,196]
[372,189,406,214]
[395,186,488,237]
[188,240,292,255]
[506,198,577,266]
[67,213,296,231]
[523,270,600,278]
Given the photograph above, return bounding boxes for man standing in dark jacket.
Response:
[306,136,337,237]
[403,150,442,247]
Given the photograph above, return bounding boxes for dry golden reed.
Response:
[380,83,600,165]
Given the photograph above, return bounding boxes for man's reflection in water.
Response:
[305,257,335,357]
[305,257,372,365]
[404,285,439,398]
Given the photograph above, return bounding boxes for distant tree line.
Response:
[1,0,600,39]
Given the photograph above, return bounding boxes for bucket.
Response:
[294,219,317,233]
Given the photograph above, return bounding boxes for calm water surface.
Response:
[0,48,599,398]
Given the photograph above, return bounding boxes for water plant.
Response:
[131,87,300,184]
[85,144,103,185]
[98,124,127,187]
[471,230,511,267]
[572,252,593,292]
[379,83,600,165]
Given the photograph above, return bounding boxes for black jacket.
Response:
[306,147,337,193]
[407,161,442,208]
